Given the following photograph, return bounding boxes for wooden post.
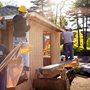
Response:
[51,31,60,64]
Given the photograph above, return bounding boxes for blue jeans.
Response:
[64,43,74,60]
[13,37,30,67]
[22,53,30,67]
[0,68,7,90]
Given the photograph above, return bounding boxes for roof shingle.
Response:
[0,5,18,16]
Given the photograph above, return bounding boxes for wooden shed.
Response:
[29,12,62,76]
[0,6,63,90]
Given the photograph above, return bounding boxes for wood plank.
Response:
[39,57,79,78]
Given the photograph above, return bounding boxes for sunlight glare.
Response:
[50,0,62,4]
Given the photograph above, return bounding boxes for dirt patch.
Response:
[70,76,90,90]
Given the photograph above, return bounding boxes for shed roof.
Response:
[0,5,18,16]
[0,5,63,32]
[30,13,64,32]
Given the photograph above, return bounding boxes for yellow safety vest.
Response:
[20,45,32,54]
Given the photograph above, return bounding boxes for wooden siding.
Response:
[51,31,60,64]
[29,21,44,79]
[1,21,13,50]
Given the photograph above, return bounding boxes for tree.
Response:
[54,0,66,26]
[30,0,55,22]
[0,0,15,7]
[87,38,90,48]
[73,0,90,8]
[30,0,51,15]
[0,1,3,8]
[73,31,84,48]
[59,16,67,28]
[68,0,90,49]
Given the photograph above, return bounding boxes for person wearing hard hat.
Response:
[13,6,31,71]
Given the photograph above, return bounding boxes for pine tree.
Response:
[30,0,54,22]
[30,0,50,15]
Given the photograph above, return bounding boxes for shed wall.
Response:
[29,21,44,79]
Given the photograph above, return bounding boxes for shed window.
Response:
[43,32,51,56]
